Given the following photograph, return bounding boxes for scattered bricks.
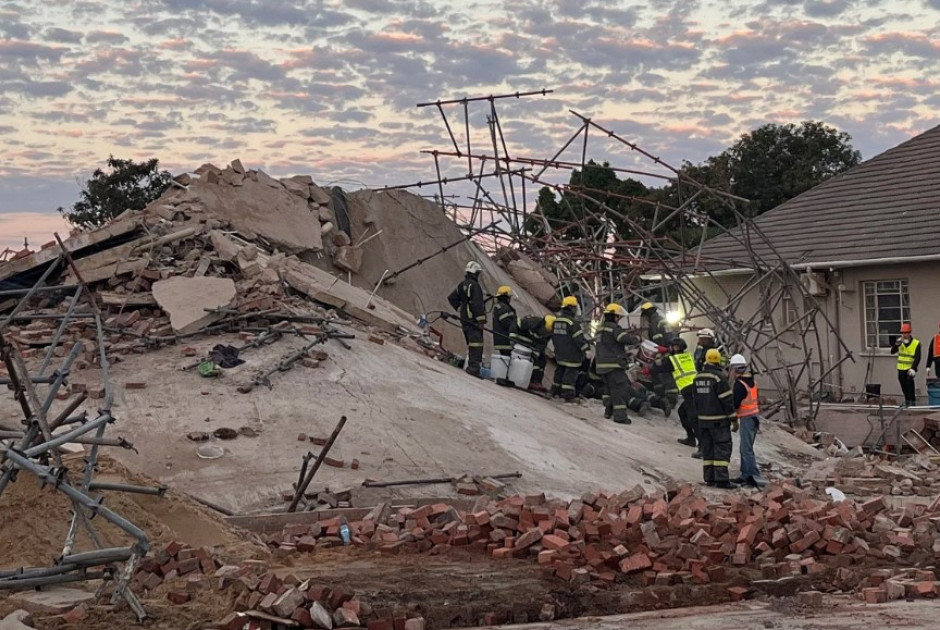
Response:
[70,382,87,394]
[492,548,513,559]
[480,477,506,494]
[181,346,198,356]
[524,493,546,506]
[862,587,887,604]
[175,557,201,575]
[88,386,105,399]
[62,604,88,624]
[298,433,308,442]
[707,566,727,583]
[167,591,191,605]
[798,591,823,607]
[138,571,163,591]
[457,483,479,495]
[515,528,543,549]
[323,457,345,468]
[163,541,183,557]
[291,607,314,628]
[571,567,591,585]
[728,586,750,602]
[882,545,902,559]
[790,531,821,554]
[404,618,426,630]
[541,535,569,551]
[329,586,355,610]
[368,335,386,345]
[333,606,360,627]
[351,459,360,470]
[538,550,556,564]
[218,613,248,630]
[861,496,886,515]
[619,552,652,574]
[885,581,906,601]
[310,602,333,629]
[125,381,146,390]
[910,582,936,597]
[258,572,283,595]
[310,436,329,446]
[259,591,279,612]
[272,587,306,618]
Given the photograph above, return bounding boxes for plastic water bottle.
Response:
[339,517,351,546]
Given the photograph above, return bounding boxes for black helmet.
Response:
[670,338,688,352]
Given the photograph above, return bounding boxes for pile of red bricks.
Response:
[267,484,940,596]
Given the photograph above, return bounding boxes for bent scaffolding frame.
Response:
[397,89,855,426]
[0,242,150,620]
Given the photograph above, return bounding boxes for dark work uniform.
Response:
[447,273,486,375]
[594,318,641,423]
[511,316,550,386]
[491,298,517,357]
[649,353,679,416]
[691,364,735,485]
[551,307,588,399]
[644,309,670,346]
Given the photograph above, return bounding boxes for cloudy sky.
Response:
[1,0,938,250]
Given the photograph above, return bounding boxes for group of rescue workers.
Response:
[448,262,765,490]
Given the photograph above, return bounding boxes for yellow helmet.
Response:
[561,296,578,308]
[640,301,655,311]
[705,348,722,364]
[604,303,623,315]
[497,285,512,296]
[544,314,556,331]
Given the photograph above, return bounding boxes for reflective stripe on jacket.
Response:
[669,353,697,390]
[553,309,587,366]
[736,381,759,418]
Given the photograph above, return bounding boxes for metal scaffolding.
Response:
[391,89,855,426]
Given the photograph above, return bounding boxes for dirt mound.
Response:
[0,455,253,569]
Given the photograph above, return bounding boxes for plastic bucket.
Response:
[511,344,533,360]
[928,379,940,406]
[508,355,534,389]
[490,354,510,381]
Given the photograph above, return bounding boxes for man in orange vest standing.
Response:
[926,320,940,378]
[729,353,764,488]
[891,323,921,407]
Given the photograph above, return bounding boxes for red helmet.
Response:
[900,323,912,333]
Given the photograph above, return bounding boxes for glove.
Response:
[731,419,739,433]
[657,345,668,354]
[908,369,916,377]
[927,367,932,377]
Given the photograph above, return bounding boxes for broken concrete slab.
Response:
[176,177,322,254]
[280,178,312,199]
[0,610,33,630]
[209,231,241,262]
[8,587,95,615]
[332,246,363,274]
[309,185,331,206]
[152,276,237,334]
[279,259,417,333]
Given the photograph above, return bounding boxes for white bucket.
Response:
[639,339,659,362]
[511,344,533,360]
[490,354,510,381]
[508,355,534,389]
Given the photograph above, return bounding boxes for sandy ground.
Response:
[7,330,823,514]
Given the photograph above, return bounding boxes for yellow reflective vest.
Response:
[669,353,697,390]
[897,339,920,370]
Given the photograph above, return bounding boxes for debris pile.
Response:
[263,484,940,597]
[806,453,940,497]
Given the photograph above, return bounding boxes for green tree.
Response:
[59,156,172,229]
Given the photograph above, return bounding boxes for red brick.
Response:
[62,604,87,623]
[862,587,887,604]
[351,458,360,470]
[911,582,936,597]
[619,552,652,574]
[125,381,147,390]
[324,456,345,468]
[291,607,313,627]
[541,534,569,550]
[727,586,749,602]
[515,528,543,549]
[167,591,191,605]
[492,548,513,559]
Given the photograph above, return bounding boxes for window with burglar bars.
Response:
[863,280,911,349]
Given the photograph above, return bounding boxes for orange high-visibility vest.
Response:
[737,381,760,418]
[934,334,940,357]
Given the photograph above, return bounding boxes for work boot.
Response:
[639,401,651,415]
[549,385,561,397]
[691,450,702,459]
[677,437,697,448]
[604,408,612,420]
[562,396,579,403]
[613,416,632,425]
[528,382,546,393]
[714,481,740,490]
[464,368,482,379]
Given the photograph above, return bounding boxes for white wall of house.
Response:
[687,261,940,404]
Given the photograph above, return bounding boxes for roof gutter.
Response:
[792,253,940,271]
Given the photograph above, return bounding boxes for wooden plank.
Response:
[65,258,149,285]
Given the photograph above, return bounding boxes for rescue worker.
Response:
[691,349,737,489]
[511,314,554,391]
[729,353,764,488]
[447,261,486,377]
[890,323,920,406]
[640,302,669,346]
[926,320,940,378]
[626,378,652,415]
[649,341,679,417]
[594,303,642,424]
[491,286,517,357]
[551,296,588,401]
[693,329,716,371]
[668,338,699,453]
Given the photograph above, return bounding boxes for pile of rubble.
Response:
[262,484,940,597]
[805,452,940,497]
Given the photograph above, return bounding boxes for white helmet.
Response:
[465,261,482,274]
[729,353,747,368]
[697,328,714,338]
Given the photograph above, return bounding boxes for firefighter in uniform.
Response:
[668,338,699,452]
[551,296,588,401]
[491,286,517,357]
[691,349,738,489]
[650,339,683,417]
[640,302,669,346]
[890,322,920,406]
[510,314,554,391]
[594,303,642,424]
[447,261,486,377]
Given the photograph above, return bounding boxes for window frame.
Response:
[861,279,911,350]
